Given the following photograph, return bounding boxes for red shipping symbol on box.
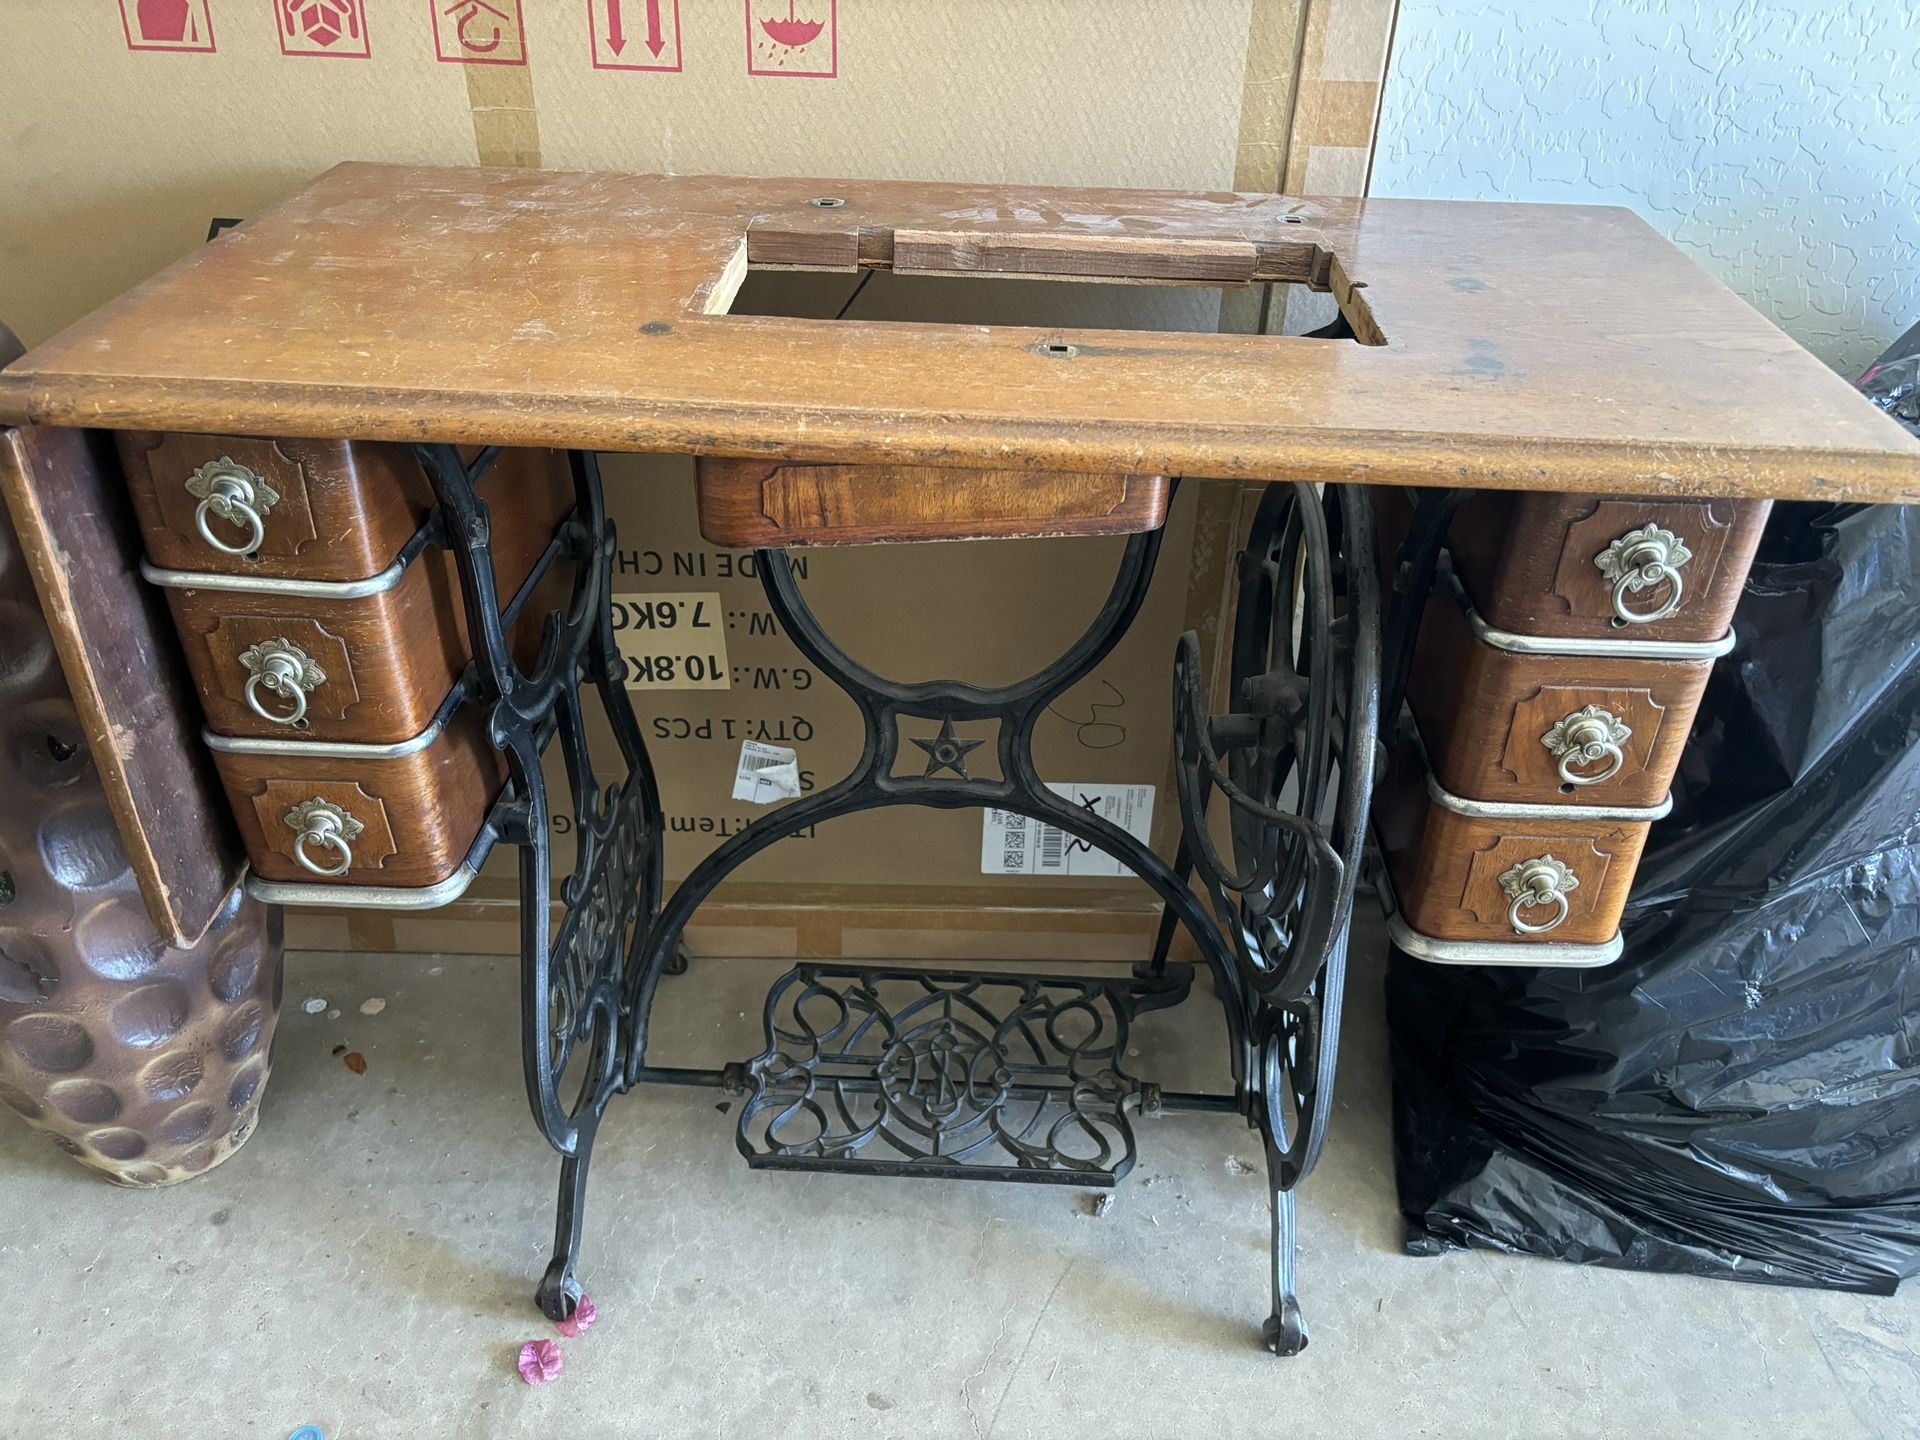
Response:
[746,0,836,79]
[119,0,217,52]
[432,0,527,66]
[592,0,682,74]
[276,0,371,58]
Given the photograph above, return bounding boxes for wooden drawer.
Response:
[205,547,576,892]
[121,431,437,580]
[697,458,1171,546]
[1448,492,1771,644]
[208,694,505,889]
[147,447,572,743]
[1373,734,1657,948]
[1408,573,1722,807]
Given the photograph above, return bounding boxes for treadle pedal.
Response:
[733,965,1153,1186]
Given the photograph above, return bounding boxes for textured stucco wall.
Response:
[1373,1,1920,377]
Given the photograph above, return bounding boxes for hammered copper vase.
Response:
[0,344,283,1186]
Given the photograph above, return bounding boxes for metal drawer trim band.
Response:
[1385,908,1624,968]
[244,860,482,910]
[1443,570,1735,660]
[140,514,436,598]
[203,682,461,758]
[1424,770,1672,822]
[242,794,505,910]
[1369,853,1625,969]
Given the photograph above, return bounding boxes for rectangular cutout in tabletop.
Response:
[727,268,1374,342]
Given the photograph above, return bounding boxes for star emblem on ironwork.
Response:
[911,719,984,779]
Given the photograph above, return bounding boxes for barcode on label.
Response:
[1038,825,1066,871]
[732,741,801,803]
[980,784,1155,877]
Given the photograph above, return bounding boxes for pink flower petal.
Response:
[517,1339,565,1387]
[555,1295,598,1338]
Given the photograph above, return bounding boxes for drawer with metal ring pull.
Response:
[1370,730,1662,956]
[1405,566,1733,807]
[1445,492,1771,644]
[142,447,573,743]
[206,683,508,892]
[119,432,555,580]
[201,538,578,896]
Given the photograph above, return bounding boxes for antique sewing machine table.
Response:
[2,164,1914,1356]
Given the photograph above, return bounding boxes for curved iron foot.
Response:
[536,1126,599,1321]
[1261,1185,1309,1356]
[664,941,691,976]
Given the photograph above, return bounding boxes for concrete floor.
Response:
[4,929,1918,1439]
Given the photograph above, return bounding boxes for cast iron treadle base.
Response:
[730,965,1189,1185]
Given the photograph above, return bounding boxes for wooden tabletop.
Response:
[3,162,1915,502]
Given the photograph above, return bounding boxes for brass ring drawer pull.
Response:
[185,458,281,557]
[285,797,363,877]
[238,637,326,728]
[1541,705,1631,787]
[1500,855,1578,935]
[1596,523,1691,625]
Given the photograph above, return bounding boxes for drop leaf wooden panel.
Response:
[0,424,243,948]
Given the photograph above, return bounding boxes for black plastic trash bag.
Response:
[1860,319,1920,438]
[1386,346,1920,1292]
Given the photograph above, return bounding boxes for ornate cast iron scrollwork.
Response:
[736,966,1146,1183]
[413,444,663,1322]
[415,444,1385,1357]
[1159,482,1382,1355]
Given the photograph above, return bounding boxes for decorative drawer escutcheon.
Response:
[1594,522,1692,625]
[1539,704,1632,787]
[185,457,282,557]
[284,796,364,877]
[282,794,364,875]
[1498,854,1579,935]
[238,636,327,729]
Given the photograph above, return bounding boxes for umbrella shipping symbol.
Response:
[746,0,836,79]
[594,0,682,73]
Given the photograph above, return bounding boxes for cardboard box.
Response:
[0,0,1399,957]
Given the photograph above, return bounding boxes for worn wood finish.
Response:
[1448,493,1773,644]
[696,459,1171,547]
[215,704,505,887]
[3,165,1916,502]
[1374,737,1646,945]
[0,425,244,947]
[121,431,434,581]
[167,447,570,743]
[889,231,1261,285]
[1408,582,1712,807]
